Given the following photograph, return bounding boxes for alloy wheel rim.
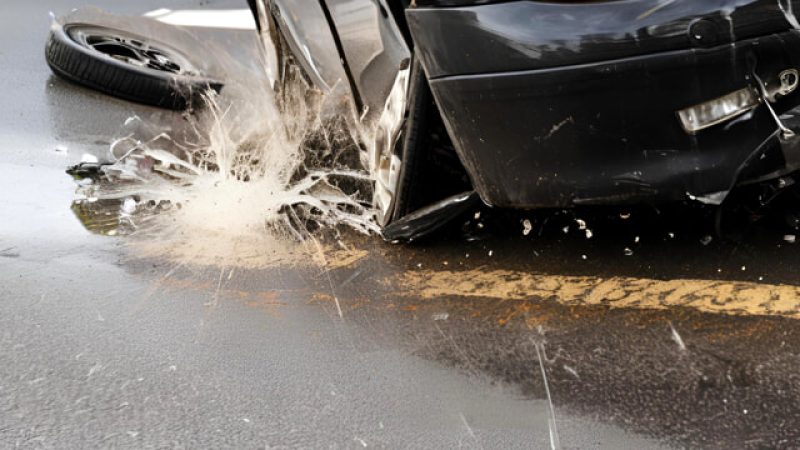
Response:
[68,26,197,76]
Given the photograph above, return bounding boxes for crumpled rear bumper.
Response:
[408,3,800,208]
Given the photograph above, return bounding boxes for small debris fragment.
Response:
[669,322,687,351]
[563,365,580,378]
[784,235,796,244]
[488,250,493,257]
[741,266,746,271]
[55,145,68,155]
[121,197,137,214]
[523,219,532,236]
[620,213,631,220]
[700,235,713,246]
[634,236,640,243]
[668,232,675,239]
[624,248,633,256]
[585,229,593,239]
[81,153,99,164]
[433,312,449,321]
[576,219,587,230]
[562,226,570,234]
[477,222,484,229]
[581,255,587,260]
[474,212,481,220]
[443,261,449,266]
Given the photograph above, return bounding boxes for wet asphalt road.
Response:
[3,1,800,449]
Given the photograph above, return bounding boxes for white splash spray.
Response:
[77,68,379,268]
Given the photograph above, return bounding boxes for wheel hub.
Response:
[67,26,197,76]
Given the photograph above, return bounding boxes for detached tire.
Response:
[45,23,221,110]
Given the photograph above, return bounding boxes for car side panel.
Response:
[324,0,411,120]
[258,0,351,94]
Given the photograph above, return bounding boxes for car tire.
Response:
[45,22,222,110]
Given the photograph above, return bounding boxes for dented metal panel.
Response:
[407,1,800,208]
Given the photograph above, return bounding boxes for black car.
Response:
[246,0,800,233]
[45,1,800,237]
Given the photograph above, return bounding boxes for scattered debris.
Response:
[523,219,532,236]
[620,213,631,219]
[433,312,449,321]
[785,235,796,244]
[624,247,634,256]
[585,229,593,239]
[701,235,713,246]
[576,219,587,230]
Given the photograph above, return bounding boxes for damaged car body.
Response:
[248,0,800,239]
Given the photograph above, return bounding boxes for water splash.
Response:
[74,68,379,268]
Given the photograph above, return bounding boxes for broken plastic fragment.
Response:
[585,229,593,239]
[81,153,99,164]
[121,197,137,214]
[620,213,631,220]
[624,248,633,256]
[562,226,569,234]
[576,219,587,230]
[523,219,532,236]
[701,235,713,246]
[784,235,796,243]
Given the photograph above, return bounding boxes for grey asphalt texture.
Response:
[2,1,800,449]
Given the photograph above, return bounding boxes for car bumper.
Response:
[407,2,800,207]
